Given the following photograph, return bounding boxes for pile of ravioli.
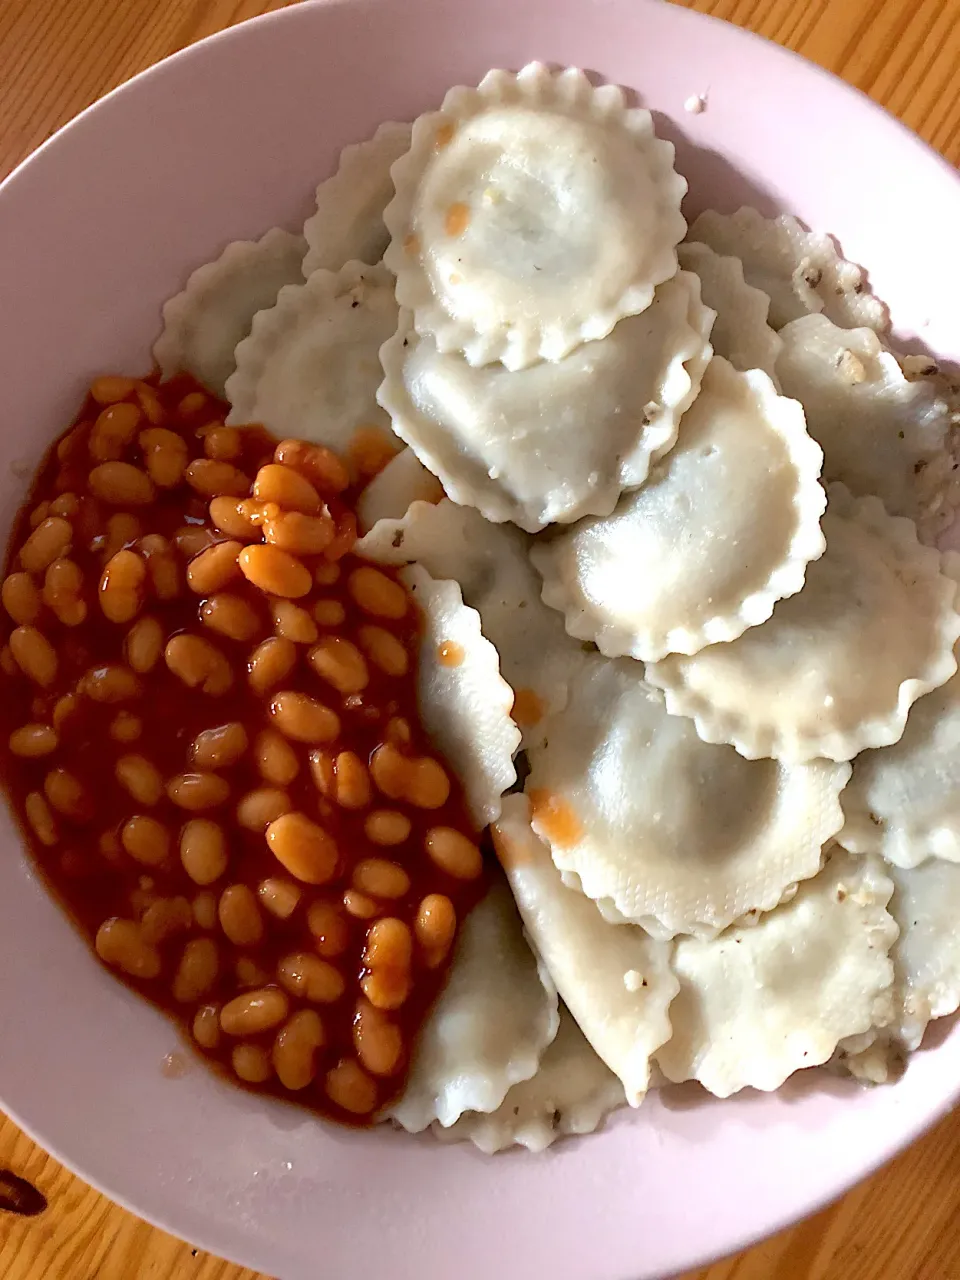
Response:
[153,63,960,1153]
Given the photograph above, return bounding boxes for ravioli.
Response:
[678,242,782,379]
[837,856,960,1083]
[357,499,585,747]
[399,566,520,828]
[377,273,713,531]
[649,486,960,762]
[384,62,687,369]
[689,207,887,332]
[524,657,848,938]
[532,357,825,661]
[153,227,307,396]
[838,550,960,869]
[776,314,953,535]
[302,123,412,276]
[885,859,960,1050]
[388,875,559,1131]
[656,849,898,1097]
[225,260,399,459]
[355,448,444,534]
[493,796,678,1105]
[431,1008,625,1153]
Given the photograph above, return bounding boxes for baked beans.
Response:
[0,371,486,1127]
[258,877,301,920]
[353,997,403,1076]
[265,811,338,885]
[247,636,296,695]
[273,1008,325,1089]
[236,786,291,831]
[172,937,220,1002]
[192,1003,221,1049]
[253,463,323,515]
[186,540,243,595]
[2,572,41,626]
[232,1042,272,1083]
[325,1058,377,1115]
[270,600,318,645]
[190,721,248,770]
[220,988,290,1036]
[180,818,228,885]
[307,636,369,695]
[9,724,58,759]
[277,951,345,1003]
[218,884,264,946]
[139,897,194,947]
[415,893,457,968]
[125,615,164,673]
[254,729,299,786]
[115,754,164,806]
[43,558,87,627]
[200,593,262,643]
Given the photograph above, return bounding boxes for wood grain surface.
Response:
[0,1,959,1277]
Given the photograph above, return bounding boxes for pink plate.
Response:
[1,2,959,1277]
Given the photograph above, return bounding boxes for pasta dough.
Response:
[689,207,887,332]
[657,849,898,1097]
[357,500,585,747]
[648,487,960,762]
[532,357,825,661]
[153,227,307,396]
[389,875,559,1131]
[225,261,398,458]
[302,123,412,276]
[377,273,713,531]
[384,62,687,369]
[524,657,848,938]
[399,566,520,828]
[493,796,678,1105]
[777,314,952,529]
[678,242,781,379]
[431,1009,625,1154]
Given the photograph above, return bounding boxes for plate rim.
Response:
[1,2,959,1277]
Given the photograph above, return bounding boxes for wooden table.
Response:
[1,0,959,1276]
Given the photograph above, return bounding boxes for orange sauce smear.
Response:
[444,202,471,237]
[436,640,465,667]
[527,788,583,848]
[511,688,544,730]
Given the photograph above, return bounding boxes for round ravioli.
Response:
[656,849,898,1097]
[377,272,713,532]
[836,854,960,1083]
[777,313,952,532]
[840,569,960,869]
[689,207,887,332]
[225,260,399,462]
[384,62,686,369]
[356,499,586,747]
[302,122,412,276]
[678,242,782,379]
[388,874,559,1132]
[532,357,825,661]
[153,227,307,396]
[493,796,678,1106]
[649,486,960,762]
[356,447,444,534]
[431,1008,625,1154]
[524,657,849,938]
[398,565,520,828]
[885,859,960,1050]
